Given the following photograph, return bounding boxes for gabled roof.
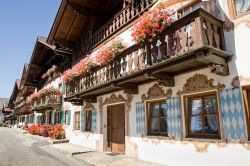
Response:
[24,37,72,87]
[8,80,21,108]
[47,0,122,47]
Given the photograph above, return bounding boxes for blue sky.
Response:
[0,0,61,98]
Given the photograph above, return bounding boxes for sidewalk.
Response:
[47,143,164,166]
[15,128,164,166]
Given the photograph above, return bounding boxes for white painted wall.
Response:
[26,1,250,165]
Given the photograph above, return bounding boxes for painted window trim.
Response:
[146,99,168,137]
[74,111,80,130]
[183,91,222,139]
[242,85,250,140]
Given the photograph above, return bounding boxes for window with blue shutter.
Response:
[136,102,146,135]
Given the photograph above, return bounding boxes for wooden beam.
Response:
[144,71,175,87]
[68,1,107,18]
[196,51,229,76]
[82,97,97,103]
[153,72,175,87]
[29,64,43,71]
[54,38,75,49]
[24,81,37,87]
[111,82,138,94]
[119,83,138,94]
[53,48,72,57]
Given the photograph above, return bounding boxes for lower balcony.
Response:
[65,9,232,103]
[31,95,61,112]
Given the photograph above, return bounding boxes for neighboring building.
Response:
[0,98,13,126]
[0,98,9,125]
[10,0,250,165]
[8,79,23,127]
[25,36,72,134]
[9,37,72,130]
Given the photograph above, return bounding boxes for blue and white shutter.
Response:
[91,108,97,133]
[136,102,146,135]
[166,97,181,138]
[220,88,247,141]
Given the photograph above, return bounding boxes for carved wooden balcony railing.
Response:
[91,0,157,47]
[31,95,61,111]
[65,9,232,101]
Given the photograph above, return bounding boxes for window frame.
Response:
[177,0,202,19]
[242,85,250,140]
[228,0,250,19]
[183,91,221,139]
[41,113,46,124]
[84,109,92,132]
[146,99,168,136]
[55,111,60,124]
[74,111,80,130]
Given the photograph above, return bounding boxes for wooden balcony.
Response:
[91,0,157,47]
[31,95,61,112]
[65,9,232,103]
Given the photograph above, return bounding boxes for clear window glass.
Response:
[148,100,168,136]
[186,92,220,139]
[234,0,250,16]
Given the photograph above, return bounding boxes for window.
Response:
[30,115,34,123]
[48,111,53,124]
[74,111,80,130]
[41,114,46,124]
[85,110,92,131]
[184,92,220,139]
[242,86,250,139]
[229,0,250,18]
[147,100,168,136]
[55,111,60,124]
[177,0,202,18]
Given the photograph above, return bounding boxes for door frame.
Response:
[106,103,126,154]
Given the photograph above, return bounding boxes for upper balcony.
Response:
[48,0,157,63]
[91,0,158,48]
[31,95,61,112]
[15,99,32,115]
[64,9,232,103]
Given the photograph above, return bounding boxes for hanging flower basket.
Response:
[62,38,127,83]
[29,87,61,103]
[131,3,176,44]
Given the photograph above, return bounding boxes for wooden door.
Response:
[107,104,125,154]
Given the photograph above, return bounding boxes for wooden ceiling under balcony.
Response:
[48,0,123,47]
